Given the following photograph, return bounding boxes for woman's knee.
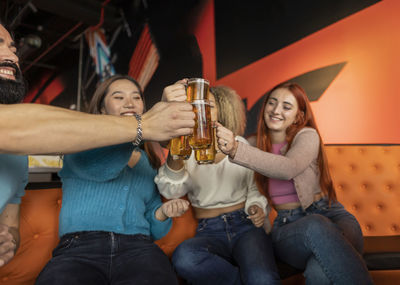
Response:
[172,241,206,273]
[302,214,336,236]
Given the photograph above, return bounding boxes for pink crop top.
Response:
[268,142,300,205]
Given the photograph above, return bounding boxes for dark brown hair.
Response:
[88,75,161,169]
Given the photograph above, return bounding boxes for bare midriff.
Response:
[274,193,323,210]
[193,201,246,219]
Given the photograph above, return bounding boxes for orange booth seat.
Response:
[0,145,399,284]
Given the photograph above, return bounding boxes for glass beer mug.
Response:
[187,78,212,150]
[169,135,191,160]
[194,125,216,164]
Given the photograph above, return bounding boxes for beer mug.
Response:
[194,125,216,164]
[187,78,212,150]
[169,136,192,160]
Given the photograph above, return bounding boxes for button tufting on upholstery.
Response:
[385,184,393,191]
[348,164,357,172]
[376,204,384,211]
[352,204,358,211]
[365,224,372,231]
[2,276,8,281]
[57,199,62,206]
[391,225,399,232]
[33,234,39,239]
[372,164,381,171]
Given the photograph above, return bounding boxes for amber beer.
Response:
[194,126,216,164]
[169,136,191,160]
[187,78,212,150]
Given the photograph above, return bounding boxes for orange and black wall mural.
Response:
[24,0,399,145]
[193,0,399,144]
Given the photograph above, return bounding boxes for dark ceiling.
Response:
[1,0,145,82]
[1,0,201,109]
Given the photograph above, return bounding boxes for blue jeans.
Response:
[172,209,280,285]
[35,231,178,285]
[271,198,373,285]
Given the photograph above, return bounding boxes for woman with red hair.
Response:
[216,82,373,284]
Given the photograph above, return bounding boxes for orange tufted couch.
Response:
[0,145,399,284]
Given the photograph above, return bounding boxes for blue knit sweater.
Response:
[58,143,171,240]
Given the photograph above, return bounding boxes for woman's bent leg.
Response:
[35,256,108,285]
[172,236,242,285]
[233,227,280,285]
[303,257,331,285]
[35,233,109,285]
[317,200,364,254]
[272,214,373,285]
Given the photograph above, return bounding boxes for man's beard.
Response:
[0,62,26,104]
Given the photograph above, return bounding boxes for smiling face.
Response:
[0,24,26,104]
[0,25,19,80]
[101,79,144,116]
[264,87,299,137]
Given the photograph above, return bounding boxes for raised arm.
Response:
[217,125,320,180]
[0,101,194,155]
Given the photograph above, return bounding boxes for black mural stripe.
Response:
[245,62,346,136]
[215,0,380,79]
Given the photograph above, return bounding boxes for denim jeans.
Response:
[172,209,280,285]
[35,231,178,285]
[271,198,373,285]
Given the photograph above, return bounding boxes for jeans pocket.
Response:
[197,220,208,232]
[53,236,76,256]
[132,234,152,242]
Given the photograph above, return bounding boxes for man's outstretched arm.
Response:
[0,101,194,155]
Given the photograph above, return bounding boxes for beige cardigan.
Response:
[231,127,322,210]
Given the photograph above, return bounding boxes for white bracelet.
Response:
[132,114,143,146]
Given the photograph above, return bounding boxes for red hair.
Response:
[254,82,336,205]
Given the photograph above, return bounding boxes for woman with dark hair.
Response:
[216,82,373,284]
[155,85,280,285]
[36,75,189,285]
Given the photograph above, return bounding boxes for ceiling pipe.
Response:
[90,0,112,31]
[23,22,83,73]
[9,1,37,30]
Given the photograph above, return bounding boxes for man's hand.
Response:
[0,224,17,267]
[247,205,266,228]
[155,199,190,221]
[142,101,194,142]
